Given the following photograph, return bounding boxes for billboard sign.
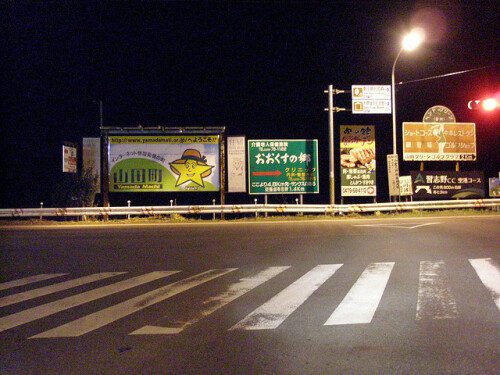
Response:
[403,122,476,161]
[108,135,220,192]
[410,171,485,200]
[248,139,319,194]
[340,125,376,196]
[227,136,246,193]
[62,144,77,173]
[352,85,391,114]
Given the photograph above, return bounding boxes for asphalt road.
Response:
[1,215,499,374]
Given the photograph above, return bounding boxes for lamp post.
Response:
[391,28,425,154]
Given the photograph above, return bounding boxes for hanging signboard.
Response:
[340,125,376,197]
[248,139,319,194]
[227,136,247,193]
[351,85,391,114]
[403,122,476,161]
[62,143,77,173]
[83,137,101,193]
[108,135,220,192]
[410,171,484,200]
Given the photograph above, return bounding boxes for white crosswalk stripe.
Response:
[0,259,498,340]
[324,262,394,325]
[416,261,458,320]
[0,274,68,291]
[0,271,176,333]
[469,258,500,310]
[0,273,124,308]
[32,269,236,338]
[131,266,290,335]
[230,264,342,330]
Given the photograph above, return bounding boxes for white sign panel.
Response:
[399,175,413,196]
[227,136,247,193]
[83,138,101,193]
[352,85,391,114]
[387,154,400,196]
[62,145,77,173]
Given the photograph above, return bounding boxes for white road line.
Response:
[230,264,342,331]
[0,274,68,291]
[31,268,236,338]
[0,271,176,334]
[416,261,458,320]
[0,273,123,308]
[352,222,441,229]
[469,258,500,310]
[131,266,290,335]
[324,262,395,325]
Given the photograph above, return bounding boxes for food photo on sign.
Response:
[339,125,376,197]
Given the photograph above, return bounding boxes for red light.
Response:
[481,98,497,111]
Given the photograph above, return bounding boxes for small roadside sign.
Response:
[489,178,500,197]
[387,154,400,196]
[352,85,391,114]
[399,176,413,196]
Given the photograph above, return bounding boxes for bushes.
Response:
[51,168,98,207]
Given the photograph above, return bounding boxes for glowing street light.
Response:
[391,28,425,154]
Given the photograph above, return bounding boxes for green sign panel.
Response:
[248,139,319,194]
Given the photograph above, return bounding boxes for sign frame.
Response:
[352,85,391,114]
[247,139,319,195]
[403,122,476,161]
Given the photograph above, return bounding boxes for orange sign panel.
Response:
[402,122,476,161]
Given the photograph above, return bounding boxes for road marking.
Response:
[230,264,342,330]
[0,274,68,291]
[324,262,395,325]
[131,266,290,335]
[416,261,458,320]
[469,258,500,310]
[0,271,175,333]
[31,269,236,338]
[0,273,123,308]
[352,222,441,229]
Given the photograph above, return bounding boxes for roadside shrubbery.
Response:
[50,167,98,207]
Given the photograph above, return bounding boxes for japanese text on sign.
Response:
[248,139,319,194]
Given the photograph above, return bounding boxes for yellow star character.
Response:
[169,149,214,188]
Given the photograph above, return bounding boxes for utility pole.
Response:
[325,86,349,208]
[99,100,103,128]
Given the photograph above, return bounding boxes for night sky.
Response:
[1,0,498,208]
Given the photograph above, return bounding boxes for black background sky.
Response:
[1,0,498,208]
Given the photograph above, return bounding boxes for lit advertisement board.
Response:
[403,122,476,161]
[108,135,220,192]
[248,139,319,194]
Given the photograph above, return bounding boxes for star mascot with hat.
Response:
[169,149,214,188]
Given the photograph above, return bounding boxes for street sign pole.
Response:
[328,85,335,207]
[325,86,350,209]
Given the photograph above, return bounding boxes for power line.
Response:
[397,64,498,85]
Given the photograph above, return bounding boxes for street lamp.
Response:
[391,28,425,154]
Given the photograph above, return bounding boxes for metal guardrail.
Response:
[1,199,499,218]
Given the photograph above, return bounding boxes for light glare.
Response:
[402,28,425,51]
[482,98,497,111]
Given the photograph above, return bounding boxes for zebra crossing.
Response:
[1,258,499,340]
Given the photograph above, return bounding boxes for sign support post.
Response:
[325,86,349,209]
